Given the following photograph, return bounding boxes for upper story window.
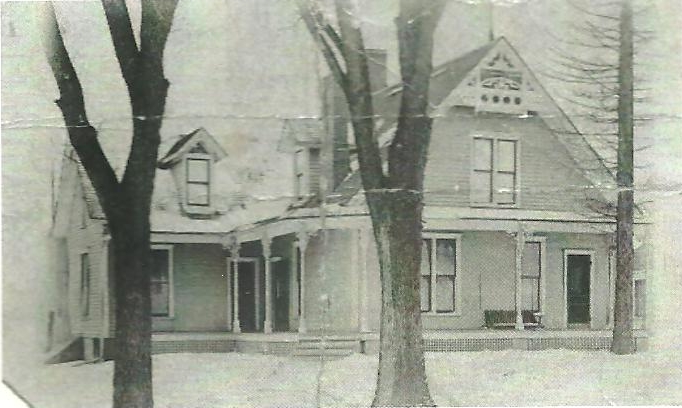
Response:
[186,156,211,206]
[472,136,518,206]
[157,128,227,215]
[420,234,461,314]
[293,147,321,201]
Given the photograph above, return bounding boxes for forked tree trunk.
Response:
[611,0,636,354]
[368,191,432,407]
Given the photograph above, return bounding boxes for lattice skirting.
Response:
[425,338,514,352]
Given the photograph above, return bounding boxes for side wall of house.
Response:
[66,185,107,339]
[359,229,612,331]
[303,229,360,332]
[424,107,597,212]
[151,243,229,332]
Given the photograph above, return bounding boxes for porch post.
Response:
[515,223,525,330]
[296,231,309,334]
[231,241,241,333]
[263,234,273,334]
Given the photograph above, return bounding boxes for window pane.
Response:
[497,140,516,172]
[471,171,492,203]
[151,282,169,316]
[634,279,646,318]
[473,138,493,170]
[152,250,169,282]
[523,243,541,278]
[435,239,456,276]
[187,159,209,182]
[435,276,455,312]
[420,276,431,312]
[495,172,515,204]
[521,277,539,311]
[421,240,432,276]
[187,183,209,205]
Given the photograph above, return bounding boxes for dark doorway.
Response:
[238,261,257,332]
[273,260,290,332]
[566,253,591,325]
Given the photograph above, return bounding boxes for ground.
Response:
[5,349,682,407]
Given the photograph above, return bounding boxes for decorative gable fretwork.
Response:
[476,49,529,114]
[446,40,543,116]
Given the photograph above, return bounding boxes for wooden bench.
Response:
[484,310,542,329]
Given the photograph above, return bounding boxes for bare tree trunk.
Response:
[611,0,636,354]
[111,221,153,408]
[369,192,432,407]
[44,1,178,406]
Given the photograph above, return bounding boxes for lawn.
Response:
[7,349,682,407]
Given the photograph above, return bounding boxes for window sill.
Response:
[152,316,175,321]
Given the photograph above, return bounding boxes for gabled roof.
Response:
[158,127,227,169]
[277,118,323,153]
[331,37,615,205]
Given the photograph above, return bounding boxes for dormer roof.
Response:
[158,127,227,169]
[277,118,323,153]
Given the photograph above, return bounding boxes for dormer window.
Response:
[157,128,227,216]
[294,147,321,201]
[186,156,210,206]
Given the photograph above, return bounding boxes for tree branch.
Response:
[101,0,139,93]
[44,2,121,220]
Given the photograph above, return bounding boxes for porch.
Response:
[150,329,648,357]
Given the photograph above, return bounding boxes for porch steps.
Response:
[293,338,361,360]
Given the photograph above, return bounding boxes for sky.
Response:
[1,0,681,389]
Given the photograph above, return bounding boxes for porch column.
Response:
[296,231,309,334]
[515,223,525,330]
[230,242,241,333]
[263,234,273,334]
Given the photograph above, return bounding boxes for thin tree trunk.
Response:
[611,0,636,355]
[369,191,433,407]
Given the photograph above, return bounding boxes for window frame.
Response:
[151,244,174,319]
[633,269,646,323]
[185,154,212,207]
[80,253,91,318]
[520,237,546,315]
[470,134,520,208]
[420,232,462,316]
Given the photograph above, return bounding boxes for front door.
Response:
[238,262,257,332]
[273,260,289,332]
[566,254,591,325]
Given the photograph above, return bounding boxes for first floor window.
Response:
[80,253,91,317]
[634,278,646,319]
[421,236,458,313]
[151,247,172,317]
[521,242,542,312]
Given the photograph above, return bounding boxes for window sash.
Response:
[472,137,517,205]
[421,237,457,313]
[80,253,90,317]
[151,249,171,317]
[186,158,211,206]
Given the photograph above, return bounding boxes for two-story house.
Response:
[48,37,648,362]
